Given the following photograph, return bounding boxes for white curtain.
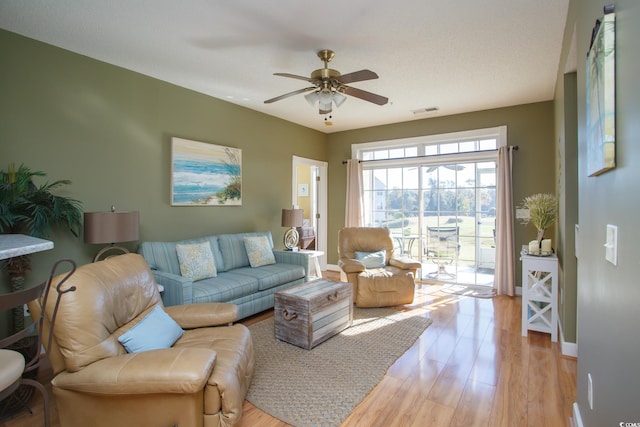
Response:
[344,159,364,227]
[494,146,516,295]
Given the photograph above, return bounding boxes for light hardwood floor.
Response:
[2,272,576,427]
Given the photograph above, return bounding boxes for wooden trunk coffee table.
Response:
[274,279,353,349]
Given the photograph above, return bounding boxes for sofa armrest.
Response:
[52,347,216,395]
[338,257,366,274]
[273,250,310,280]
[165,303,238,328]
[151,270,193,306]
[389,257,422,270]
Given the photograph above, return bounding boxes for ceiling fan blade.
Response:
[341,85,389,106]
[335,69,378,84]
[264,87,315,104]
[274,72,315,83]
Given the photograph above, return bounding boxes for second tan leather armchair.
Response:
[338,227,421,307]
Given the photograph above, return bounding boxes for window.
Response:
[353,127,506,286]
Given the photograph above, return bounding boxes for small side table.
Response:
[299,250,324,279]
[520,251,558,342]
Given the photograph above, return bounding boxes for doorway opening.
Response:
[292,156,328,270]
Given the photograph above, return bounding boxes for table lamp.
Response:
[84,206,139,262]
[281,208,304,250]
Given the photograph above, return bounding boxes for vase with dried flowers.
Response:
[518,193,558,254]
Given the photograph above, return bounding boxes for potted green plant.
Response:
[518,193,558,251]
[0,163,83,334]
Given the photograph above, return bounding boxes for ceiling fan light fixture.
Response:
[265,49,388,119]
[318,88,333,104]
[333,91,347,108]
[319,102,332,114]
[304,91,318,108]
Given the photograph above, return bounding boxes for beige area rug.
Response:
[246,307,432,427]
[436,283,497,298]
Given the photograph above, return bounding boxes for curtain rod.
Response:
[342,145,519,164]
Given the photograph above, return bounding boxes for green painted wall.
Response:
[326,102,557,283]
[0,30,326,297]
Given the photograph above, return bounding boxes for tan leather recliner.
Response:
[29,253,254,427]
[338,227,422,307]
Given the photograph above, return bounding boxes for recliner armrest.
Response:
[338,257,366,273]
[165,303,238,328]
[52,347,216,395]
[389,257,422,270]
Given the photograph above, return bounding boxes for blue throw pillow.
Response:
[118,306,184,353]
[355,250,386,269]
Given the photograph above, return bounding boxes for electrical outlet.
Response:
[588,373,594,410]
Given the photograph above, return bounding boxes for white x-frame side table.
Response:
[521,252,558,342]
[299,250,324,279]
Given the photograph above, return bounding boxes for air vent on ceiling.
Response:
[411,107,440,115]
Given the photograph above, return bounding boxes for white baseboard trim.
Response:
[561,338,578,357]
[516,285,522,295]
[326,263,340,272]
[572,402,584,427]
[559,320,578,357]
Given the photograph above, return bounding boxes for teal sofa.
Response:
[138,231,309,320]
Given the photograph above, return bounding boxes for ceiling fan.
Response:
[264,49,389,115]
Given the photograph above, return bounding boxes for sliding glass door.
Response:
[358,128,505,286]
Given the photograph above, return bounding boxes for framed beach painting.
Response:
[586,7,615,177]
[171,137,242,206]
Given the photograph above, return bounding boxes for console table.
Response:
[521,251,558,342]
[0,234,53,260]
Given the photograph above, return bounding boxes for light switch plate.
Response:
[605,224,617,265]
[516,209,530,219]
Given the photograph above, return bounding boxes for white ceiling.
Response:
[0,0,569,133]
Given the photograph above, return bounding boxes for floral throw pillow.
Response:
[175,241,217,281]
[244,236,276,268]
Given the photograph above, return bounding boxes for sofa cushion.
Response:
[118,306,184,353]
[218,232,273,272]
[244,236,276,268]
[176,242,217,281]
[190,272,261,304]
[232,264,306,291]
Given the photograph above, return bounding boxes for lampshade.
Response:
[84,210,140,262]
[84,211,139,244]
[281,208,304,228]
